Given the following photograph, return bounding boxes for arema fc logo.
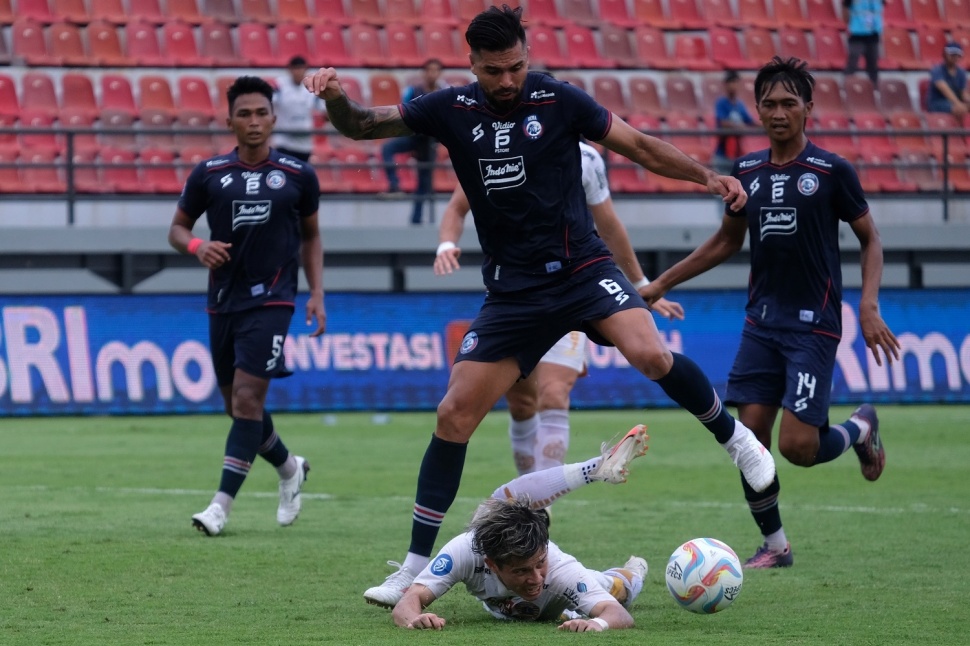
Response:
[798,173,819,196]
[523,115,543,139]
[460,331,478,354]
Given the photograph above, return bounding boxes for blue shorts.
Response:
[725,322,839,427]
[454,260,647,376]
[209,306,294,386]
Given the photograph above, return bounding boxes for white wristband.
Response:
[632,276,650,289]
[436,241,457,256]
[590,617,609,630]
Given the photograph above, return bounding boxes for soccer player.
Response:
[434,141,685,475]
[168,76,325,536]
[304,5,776,606]
[393,426,649,632]
[642,57,902,568]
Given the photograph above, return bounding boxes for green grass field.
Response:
[1,405,968,645]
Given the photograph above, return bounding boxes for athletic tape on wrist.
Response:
[590,617,609,630]
[632,277,650,289]
[436,241,457,256]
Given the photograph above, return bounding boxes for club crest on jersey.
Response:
[232,200,271,230]
[430,554,454,576]
[523,115,543,139]
[266,169,286,190]
[759,207,797,239]
[480,156,526,193]
[460,331,478,354]
[797,172,819,196]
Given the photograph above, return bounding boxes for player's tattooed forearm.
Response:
[324,97,412,140]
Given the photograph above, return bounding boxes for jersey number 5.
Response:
[266,335,284,371]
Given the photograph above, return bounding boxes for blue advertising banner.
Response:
[0,289,968,416]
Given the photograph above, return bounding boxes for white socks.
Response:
[276,454,298,480]
[765,528,788,553]
[212,492,233,515]
[509,415,539,475]
[850,414,872,444]
[403,553,429,574]
[535,409,570,471]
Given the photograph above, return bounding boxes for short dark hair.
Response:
[287,55,308,67]
[468,497,549,568]
[422,58,443,69]
[226,76,274,115]
[754,56,815,104]
[465,4,526,54]
[724,70,740,83]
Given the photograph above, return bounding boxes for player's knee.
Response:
[537,382,571,410]
[630,344,673,380]
[506,390,537,420]
[231,384,265,419]
[435,398,477,443]
[777,433,817,467]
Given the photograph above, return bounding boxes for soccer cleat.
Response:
[851,404,884,481]
[725,423,776,492]
[607,556,648,607]
[743,542,794,569]
[623,555,649,581]
[277,455,310,526]
[589,424,649,484]
[191,503,227,536]
[363,561,416,608]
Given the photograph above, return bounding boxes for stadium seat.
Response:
[671,34,718,71]
[60,108,99,154]
[61,73,99,121]
[667,0,706,29]
[560,0,600,26]
[700,0,739,27]
[456,0,486,23]
[598,0,638,27]
[0,28,10,65]
[526,25,570,69]
[943,0,970,25]
[665,74,702,117]
[180,144,216,167]
[200,22,236,67]
[556,73,587,92]
[665,113,712,161]
[238,0,274,23]
[773,0,813,29]
[878,78,916,112]
[946,156,970,192]
[309,24,355,66]
[432,146,458,193]
[857,152,916,192]
[178,76,216,120]
[128,0,166,24]
[276,0,315,26]
[526,0,569,27]
[163,21,211,66]
[605,148,650,192]
[348,0,384,25]
[310,152,338,192]
[139,109,176,149]
[237,22,278,67]
[908,0,948,30]
[708,27,749,70]
[422,24,466,68]
[48,21,89,66]
[101,147,145,193]
[632,25,677,70]
[843,77,879,114]
[950,28,970,59]
[52,0,91,24]
[421,0,459,25]
[18,0,54,24]
[385,0,422,24]
[741,27,777,70]
[889,111,931,155]
[632,0,680,30]
[563,25,612,69]
[628,76,664,118]
[734,0,774,28]
[0,74,19,119]
[330,146,382,192]
[339,75,365,106]
[881,26,922,70]
[882,0,913,28]
[126,21,167,66]
[916,26,947,65]
[812,26,848,71]
[138,75,178,121]
[277,23,311,62]
[21,71,58,120]
[69,150,105,193]
[778,27,813,63]
[21,149,66,193]
[592,74,629,118]
[19,109,60,155]
[803,0,842,27]
[12,19,59,66]
[0,149,20,193]
[810,114,855,158]
[811,76,847,118]
[166,0,208,25]
[141,148,183,193]
[699,74,724,113]
[347,23,387,67]
[853,111,898,156]
[924,113,968,160]
[898,149,941,190]
[101,74,138,118]
[99,109,138,149]
[88,20,132,66]
[599,22,638,69]
[0,0,14,24]
[203,0,239,24]
[385,23,424,67]
[369,73,402,107]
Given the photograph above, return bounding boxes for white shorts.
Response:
[539,331,588,373]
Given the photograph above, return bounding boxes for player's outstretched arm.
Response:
[558,600,633,632]
[303,67,413,140]
[392,584,445,630]
[850,212,900,366]
[434,186,470,276]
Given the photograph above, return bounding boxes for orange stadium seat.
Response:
[21,71,58,120]
[277,23,311,62]
[734,0,774,28]
[200,21,236,66]
[665,74,702,117]
[60,108,99,154]
[882,0,913,28]
[599,22,638,69]
[166,0,207,25]
[812,76,847,118]
[561,0,600,26]
[667,0,706,29]
[48,21,89,66]
[163,21,211,66]
[628,76,664,118]
[347,23,387,67]
[369,73,401,107]
[672,34,719,71]
[141,148,183,193]
[128,0,166,24]
[385,23,424,67]
[100,74,138,118]
[632,0,680,30]
[101,147,145,193]
[563,25,612,69]
[881,26,922,70]
[126,21,167,66]
[422,0,459,25]
[853,111,898,156]
[276,0,314,26]
[844,77,879,113]
[138,75,178,120]
[889,111,931,155]
[239,0,275,23]
[709,27,749,70]
[803,0,842,27]
[527,25,570,69]
[592,74,629,117]
[61,73,98,120]
[908,0,948,30]
[21,149,66,193]
[12,19,59,66]
[773,0,813,29]
[879,78,916,112]
[310,24,356,66]
[700,0,739,28]
[812,26,848,71]
[348,0,384,25]
[527,0,570,27]
[385,0,421,24]
[632,26,677,70]
[18,0,55,24]
[599,0,638,27]
[203,0,239,24]
[238,22,278,67]
[778,27,813,62]
[943,0,970,24]
[741,27,777,70]
[88,20,132,66]
[52,0,91,24]
[178,76,216,119]
[422,24,466,68]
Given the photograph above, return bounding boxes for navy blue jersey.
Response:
[178,148,320,313]
[728,141,868,335]
[400,72,613,292]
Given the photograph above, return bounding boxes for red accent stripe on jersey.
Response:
[569,256,610,274]
[820,277,832,315]
[267,268,282,291]
[262,301,295,307]
[744,316,758,326]
[563,224,570,258]
[736,163,768,176]
[813,329,841,340]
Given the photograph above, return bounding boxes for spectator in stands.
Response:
[272,55,324,161]
[379,58,446,225]
[712,71,756,173]
[843,0,883,85]
[927,42,970,116]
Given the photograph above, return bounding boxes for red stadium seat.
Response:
[455,0,486,23]
[665,113,712,161]
[101,74,137,118]
[526,0,569,27]
[48,21,89,66]
[163,21,211,66]
[422,24,466,68]
[203,0,239,24]
[309,24,355,66]
[898,150,942,193]
[700,74,724,113]
[330,146,382,193]
[599,0,638,27]
[60,108,99,154]
[421,0,459,25]
[277,23,311,62]
[61,72,99,121]
[667,0,706,29]
[881,26,922,70]
[526,25,570,69]
[369,73,401,107]
[178,76,216,120]
[12,19,59,66]
[88,20,132,66]
[671,34,719,71]
[128,0,166,24]
[810,114,855,158]
[592,74,629,118]
[239,0,275,23]
[99,109,138,150]
[348,0,384,25]
[138,75,178,120]
[21,149,66,193]
[0,149,20,192]
[599,22,638,69]
[52,0,91,23]
[277,0,314,26]
[101,147,145,193]
[741,27,777,70]
[709,27,749,70]
[385,23,424,67]
[853,111,898,156]
[943,0,970,25]
[0,0,12,24]
[908,0,948,30]
[385,0,421,24]
[21,71,59,120]
[879,78,916,112]
[556,73,587,92]
[773,0,813,29]
[563,25,612,69]
[924,113,968,160]
[664,74,702,119]
[734,0,774,28]
[347,23,387,67]
[19,109,60,155]
[778,27,813,63]
[857,153,916,192]
[632,0,680,30]
[946,156,970,192]
[69,149,105,193]
[166,0,207,25]
[628,76,664,118]
[339,75,365,106]
[811,75,847,118]
[0,25,9,65]
[126,21,166,66]
[18,0,54,24]
[916,26,947,64]
[889,111,931,155]
[200,22,236,67]
[812,26,848,71]
[141,148,183,193]
[950,28,970,59]
[312,0,353,26]
[237,22,278,67]
[310,152,338,192]
[561,0,600,26]
[605,148,650,192]
[803,0,842,27]
[882,0,913,28]
[844,77,879,114]
[632,26,677,70]
[432,146,458,193]
[700,0,739,27]
[0,74,19,120]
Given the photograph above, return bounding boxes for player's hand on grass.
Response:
[433,246,462,275]
[709,174,747,212]
[558,618,605,632]
[405,613,446,630]
[859,305,901,366]
[650,296,684,321]
[196,241,231,269]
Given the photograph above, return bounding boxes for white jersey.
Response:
[579,141,611,207]
[414,532,614,622]
[272,76,322,154]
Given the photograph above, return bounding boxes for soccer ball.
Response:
[664,537,743,614]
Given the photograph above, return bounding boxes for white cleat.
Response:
[191,503,227,536]
[608,555,648,608]
[363,561,416,608]
[277,455,310,526]
[589,424,649,484]
[623,555,649,581]
[725,423,776,492]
